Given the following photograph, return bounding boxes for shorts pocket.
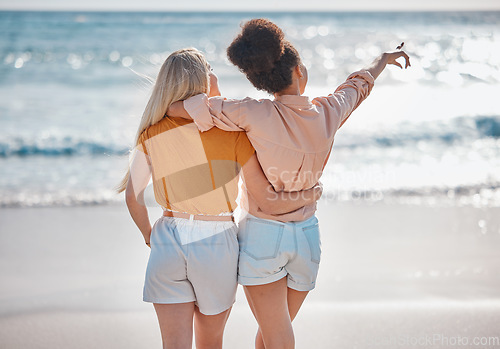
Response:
[303,223,321,264]
[240,218,284,261]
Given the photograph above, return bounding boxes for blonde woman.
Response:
[168,20,410,348]
[118,48,321,349]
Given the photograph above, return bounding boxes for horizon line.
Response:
[1,8,500,13]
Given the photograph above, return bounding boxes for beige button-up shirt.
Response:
[184,71,375,221]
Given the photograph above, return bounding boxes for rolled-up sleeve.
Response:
[183,94,215,132]
[184,94,246,132]
[314,70,375,129]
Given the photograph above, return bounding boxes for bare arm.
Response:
[125,148,153,246]
[366,51,411,80]
[125,180,152,246]
[167,100,192,119]
[167,93,252,132]
[166,73,221,120]
[241,154,322,215]
[316,50,411,130]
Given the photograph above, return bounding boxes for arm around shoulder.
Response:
[167,93,249,132]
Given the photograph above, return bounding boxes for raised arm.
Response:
[241,154,322,215]
[125,147,153,247]
[366,51,411,80]
[315,50,411,130]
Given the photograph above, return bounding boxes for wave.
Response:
[2,183,499,209]
[321,184,500,208]
[0,190,123,208]
[0,137,129,157]
[1,115,498,158]
[336,115,500,149]
[475,116,500,138]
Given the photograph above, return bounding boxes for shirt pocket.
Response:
[240,218,284,261]
[303,223,321,264]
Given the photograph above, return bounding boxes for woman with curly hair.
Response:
[168,19,410,348]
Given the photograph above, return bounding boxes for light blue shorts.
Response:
[237,213,321,291]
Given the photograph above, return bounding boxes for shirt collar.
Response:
[274,94,312,107]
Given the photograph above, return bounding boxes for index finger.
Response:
[395,51,411,68]
[401,51,411,68]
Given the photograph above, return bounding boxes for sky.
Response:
[0,0,499,12]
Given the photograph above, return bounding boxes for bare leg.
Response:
[153,302,195,349]
[244,277,295,349]
[193,305,232,349]
[254,286,309,349]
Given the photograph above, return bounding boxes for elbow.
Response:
[259,196,286,215]
[251,192,278,214]
[258,200,276,214]
[125,186,137,207]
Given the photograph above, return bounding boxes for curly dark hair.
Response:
[227,18,300,94]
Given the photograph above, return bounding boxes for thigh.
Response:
[194,306,232,349]
[154,302,194,349]
[244,277,294,348]
[287,287,309,321]
[253,287,309,349]
[189,225,239,315]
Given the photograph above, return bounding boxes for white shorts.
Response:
[143,216,239,315]
[237,214,321,291]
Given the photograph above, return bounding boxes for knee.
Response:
[261,330,294,349]
[265,339,294,349]
[195,324,225,348]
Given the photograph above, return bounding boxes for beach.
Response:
[1,9,500,349]
[1,201,499,348]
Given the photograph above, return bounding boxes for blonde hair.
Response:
[117,48,210,193]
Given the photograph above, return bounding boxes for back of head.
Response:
[227,19,300,94]
[157,48,210,109]
[141,48,210,130]
[116,48,210,193]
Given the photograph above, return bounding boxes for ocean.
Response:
[1,10,499,208]
[1,12,500,348]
